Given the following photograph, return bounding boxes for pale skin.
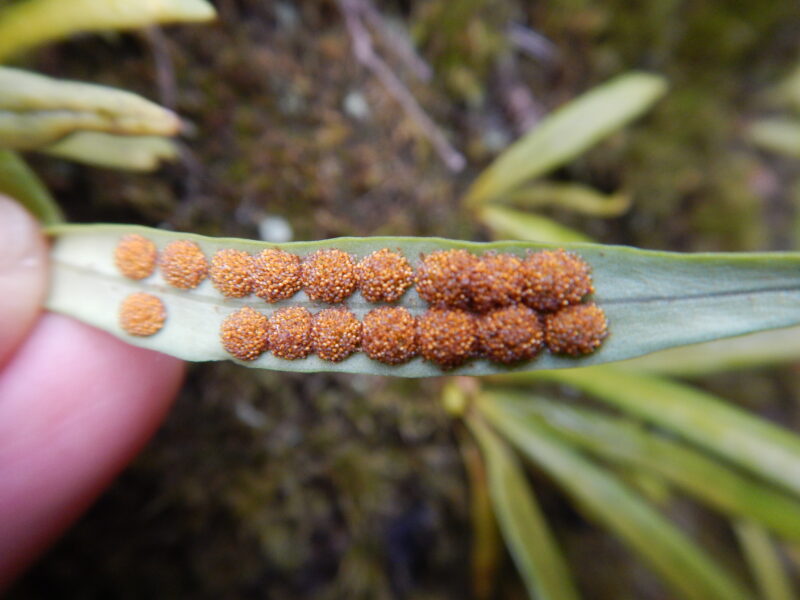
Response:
[0,195,185,589]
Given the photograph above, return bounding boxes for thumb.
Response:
[0,195,49,367]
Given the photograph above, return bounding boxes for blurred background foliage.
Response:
[7,0,800,598]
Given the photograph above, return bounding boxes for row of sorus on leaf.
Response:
[118,295,608,370]
[114,234,414,303]
[114,235,595,313]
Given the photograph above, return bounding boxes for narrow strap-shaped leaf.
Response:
[503,183,631,218]
[0,149,62,224]
[0,67,180,150]
[477,205,591,244]
[0,0,216,62]
[466,414,580,600]
[456,427,502,600]
[478,392,753,600]
[44,224,800,376]
[616,326,800,376]
[735,521,797,600]
[489,392,800,540]
[514,367,800,496]
[464,72,667,207]
[747,118,800,159]
[40,132,178,171]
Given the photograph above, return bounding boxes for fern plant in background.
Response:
[0,0,216,223]
[5,1,800,599]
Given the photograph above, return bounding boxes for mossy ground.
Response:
[11,0,800,598]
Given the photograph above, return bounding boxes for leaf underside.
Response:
[46,223,800,377]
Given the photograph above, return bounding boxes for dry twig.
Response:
[337,0,465,172]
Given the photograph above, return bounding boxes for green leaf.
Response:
[735,521,797,600]
[464,72,667,207]
[771,63,800,112]
[478,392,752,600]
[502,183,631,218]
[616,326,800,376]
[44,223,800,376]
[488,392,800,540]
[0,67,180,150]
[0,149,63,224]
[0,0,216,62]
[515,367,800,497]
[466,414,579,600]
[747,119,800,159]
[478,205,592,244]
[456,426,502,600]
[40,132,178,171]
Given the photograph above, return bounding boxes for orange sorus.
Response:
[114,234,158,280]
[478,305,544,364]
[119,292,166,337]
[302,248,357,304]
[361,306,417,365]
[469,252,523,312]
[520,249,594,312]
[312,308,362,362]
[160,239,209,289]
[250,248,302,302]
[210,249,253,298]
[268,306,313,360]
[544,303,608,356]
[356,248,414,303]
[415,249,479,310]
[219,306,269,361]
[417,308,477,369]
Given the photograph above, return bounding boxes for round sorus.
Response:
[520,249,594,312]
[219,307,269,361]
[361,307,417,365]
[114,234,157,280]
[356,248,414,303]
[312,308,362,362]
[210,249,253,298]
[416,308,477,369]
[302,248,357,304]
[415,249,480,309]
[478,305,544,364]
[268,306,313,360]
[160,239,209,289]
[544,303,608,356]
[469,252,523,312]
[250,248,303,303]
[119,292,166,337]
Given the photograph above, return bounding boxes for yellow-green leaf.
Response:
[502,183,631,218]
[464,72,667,207]
[0,67,180,150]
[735,521,797,600]
[0,0,216,62]
[41,132,178,171]
[616,326,800,376]
[478,392,752,600]
[456,426,502,600]
[517,367,800,497]
[478,205,591,244]
[488,392,800,540]
[747,118,800,159]
[466,414,579,600]
[0,148,62,224]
